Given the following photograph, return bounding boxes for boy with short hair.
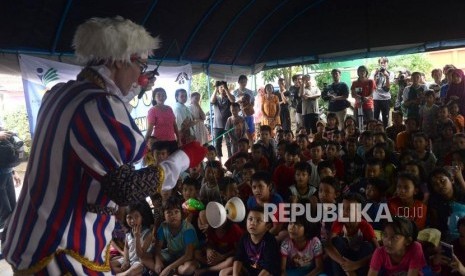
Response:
[219,176,239,202]
[224,138,251,172]
[341,137,364,185]
[287,161,317,204]
[247,171,285,240]
[349,158,383,196]
[357,130,374,160]
[251,144,269,171]
[307,141,325,188]
[296,134,311,161]
[153,140,177,162]
[396,117,419,154]
[325,140,345,180]
[385,110,405,142]
[220,207,280,276]
[413,132,437,174]
[239,93,255,145]
[326,193,379,275]
[420,90,439,139]
[255,125,277,167]
[237,162,255,203]
[225,102,248,155]
[272,143,300,198]
[231,152,250,185]
[206,145,219,163]
[313,120,327,142]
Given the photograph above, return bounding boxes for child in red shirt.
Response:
[272,143,300,198]
[388,172,427,230]
[326,193,379,275]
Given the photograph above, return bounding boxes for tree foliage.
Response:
[261,66,303,88]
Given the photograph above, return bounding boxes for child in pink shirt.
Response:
[369,217,427,275]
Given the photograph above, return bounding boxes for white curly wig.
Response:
[72,16,161,65]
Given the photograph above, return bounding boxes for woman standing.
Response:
[189,92,208,145]
[174,88,195,145]
[278,78,291,131]
[261,84,280,130]
[145,87,179,149]
[446,69,465,116]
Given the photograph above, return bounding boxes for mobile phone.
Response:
[441,241,454,259]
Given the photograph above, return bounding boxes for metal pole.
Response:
[206,67,214,137]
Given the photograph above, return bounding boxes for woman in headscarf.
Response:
[446,69,465,116]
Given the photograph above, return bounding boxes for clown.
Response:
[2,16,206,274]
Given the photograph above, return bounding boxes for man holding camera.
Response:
[233,75,254,104]
[0,127,22,230]
[372,57,392,128]
[211,80,235,160]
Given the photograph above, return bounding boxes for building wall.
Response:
[425,47,465,72]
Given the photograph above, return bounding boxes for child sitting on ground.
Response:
[200,161,224,204]
[368,217,427,275]
[237,162,255,204]
[220,207,281,276]
[287,161,318,204]
[152,196,199,276]
[113,201,154,275]
[364,177,389,232]
[326,193,379,276]
[281,212,325,276]
[195,219,244,275]
[273,143,300,198]
[388,172,427,230]
[251,144,270,171]
[247,171,286,241]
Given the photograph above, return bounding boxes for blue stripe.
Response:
[29,83,99,263]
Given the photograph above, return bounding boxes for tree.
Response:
[261,66,303,88]
[190,72,216,111]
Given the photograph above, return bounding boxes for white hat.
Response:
[72,16,161,65]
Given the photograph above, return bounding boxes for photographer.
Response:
[210,80,235,160]
[372,57,392,128]
[395,70,410,110]
[0,126,22,230]
[351,65,376,129]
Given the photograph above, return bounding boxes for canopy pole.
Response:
[206,66,214,138]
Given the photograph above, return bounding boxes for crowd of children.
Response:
[110,66,465,275]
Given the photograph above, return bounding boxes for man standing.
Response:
[211,80,235,160]
[322,69,350,130]
[289,74,303,133]
[233,75,254,104]
[372,57,392,128]
[300,74,321,134]
[0,126,21,230]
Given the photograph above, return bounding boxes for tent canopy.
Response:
[1,0,465,78]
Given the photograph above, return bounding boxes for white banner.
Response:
[19,54,192,136]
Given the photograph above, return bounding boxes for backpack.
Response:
[0,134,24,168]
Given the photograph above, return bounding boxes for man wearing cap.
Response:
[2,17,206,275]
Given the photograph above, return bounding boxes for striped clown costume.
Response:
[1,17,207,275]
